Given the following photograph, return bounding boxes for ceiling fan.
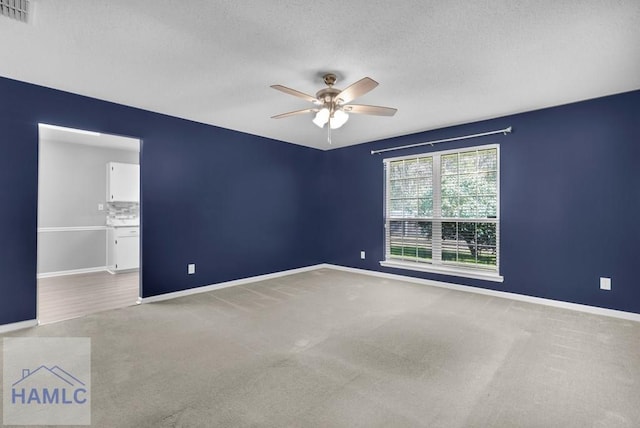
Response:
[271,73,397,143]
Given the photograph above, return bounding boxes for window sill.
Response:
[379,260,504,283]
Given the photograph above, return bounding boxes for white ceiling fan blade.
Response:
[336,77,378,104]
[271,108,318,119]
[344,104,397,116]
[270,85,318,103]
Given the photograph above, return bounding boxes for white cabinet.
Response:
[107,162,139,202]
[107,227,139,272]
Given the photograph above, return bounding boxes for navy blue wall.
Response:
[2,74,639,326]
[0,117,38,325]
[0,77,325,325]
[324,90,640,314]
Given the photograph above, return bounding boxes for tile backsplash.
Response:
[107,202,139,222]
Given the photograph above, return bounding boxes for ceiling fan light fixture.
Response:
[330,109,349,129]
[312,107,330,128]
[271,73,396,142]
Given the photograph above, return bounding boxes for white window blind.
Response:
[382,144,501,281]
[0,0,29,22]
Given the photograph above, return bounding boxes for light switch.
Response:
[188,264,196,275]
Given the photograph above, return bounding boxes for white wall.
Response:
[37,139,139,275]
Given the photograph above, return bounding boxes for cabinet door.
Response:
[114,236,139,270]
[108,163,140,202]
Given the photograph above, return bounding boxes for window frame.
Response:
[380,144,504,283]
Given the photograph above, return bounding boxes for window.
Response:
[381,144,502,282]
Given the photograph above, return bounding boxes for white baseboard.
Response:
[37,266,109,279]
[7,263,635,333]
[0,319,38,334]
[324,264,640,322]
[106,268,139,275]
[140,264,326,304]
[140,262,640,322]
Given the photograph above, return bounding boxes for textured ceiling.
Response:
[2,0,639,150]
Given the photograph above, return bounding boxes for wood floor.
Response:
[38,270,139,325]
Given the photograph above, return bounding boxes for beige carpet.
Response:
[3,268,639,427]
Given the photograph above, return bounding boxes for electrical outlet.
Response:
[188,263,196,275]
[98,203,104,211]
[360,251,366,260]
[600,277,611,291]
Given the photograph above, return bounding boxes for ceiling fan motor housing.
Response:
[316,87,341,107]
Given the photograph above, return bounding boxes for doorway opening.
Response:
[37,124,141,324]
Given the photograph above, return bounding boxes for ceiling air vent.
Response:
[1,0,29,23]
